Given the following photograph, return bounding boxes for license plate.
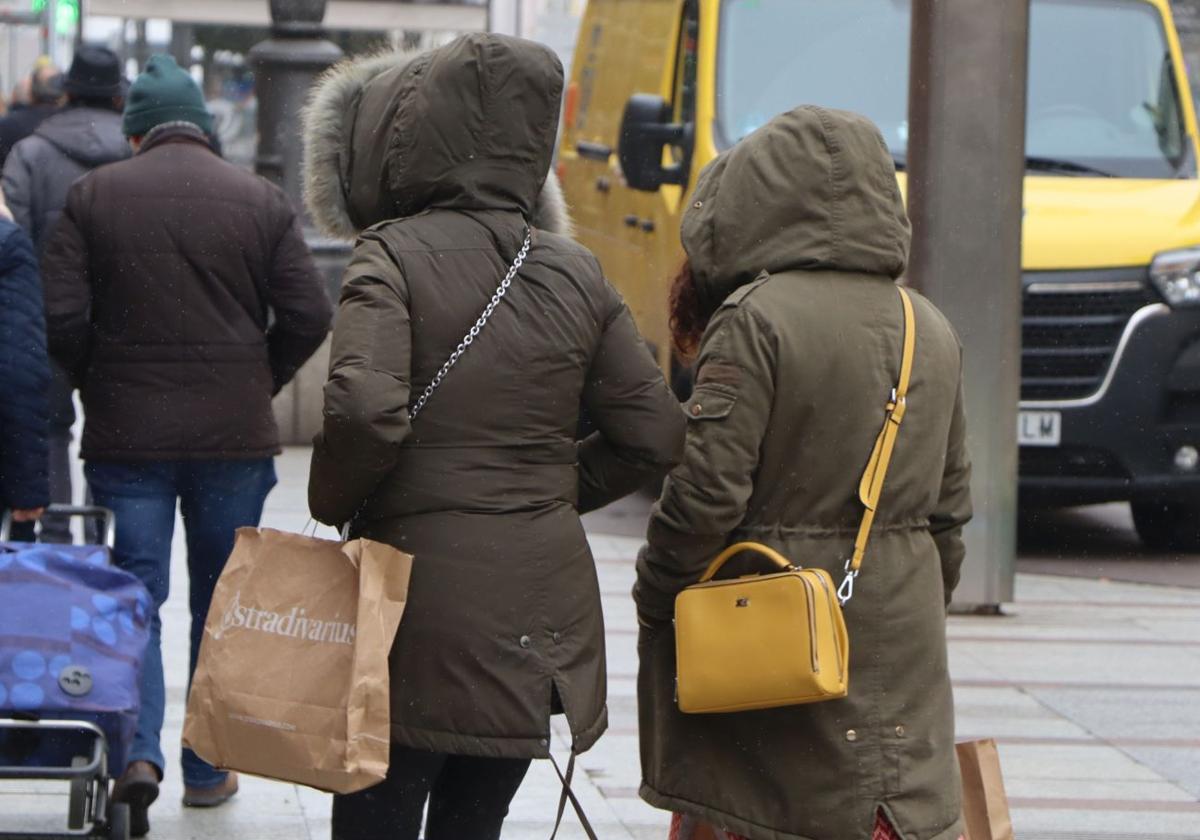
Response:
[1019,410,1061,447]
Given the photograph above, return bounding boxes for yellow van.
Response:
[559,0,1200,549]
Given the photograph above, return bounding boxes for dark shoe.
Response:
[111,760,159,838]
[182,771,239,808]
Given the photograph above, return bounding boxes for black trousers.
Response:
[331,743,531,840]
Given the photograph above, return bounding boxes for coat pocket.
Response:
[684,384,737,421]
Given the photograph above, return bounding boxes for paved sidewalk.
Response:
[4,446,1200,839]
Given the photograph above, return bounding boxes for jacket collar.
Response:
[138,121,212,155]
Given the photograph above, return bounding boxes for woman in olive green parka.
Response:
[635,107,972,840]
[303,33,685,839]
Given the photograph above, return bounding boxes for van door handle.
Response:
[577,141,613,161]
[624,214,639,228]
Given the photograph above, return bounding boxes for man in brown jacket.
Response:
[41,55,332,837]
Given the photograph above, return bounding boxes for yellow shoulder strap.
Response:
[849,286,916,574]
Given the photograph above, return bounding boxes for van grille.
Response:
[1021,270,1157,401]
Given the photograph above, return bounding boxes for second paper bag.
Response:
[183,528,412,793]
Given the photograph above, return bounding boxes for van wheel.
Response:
[1131,499,1200,552]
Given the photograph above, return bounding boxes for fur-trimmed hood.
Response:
[303,34,571,239]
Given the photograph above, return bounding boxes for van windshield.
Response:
[717,0,1192,179]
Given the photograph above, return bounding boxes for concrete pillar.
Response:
[907,0,1029,610]
[252,0,347,445]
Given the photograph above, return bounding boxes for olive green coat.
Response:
[635,107,973,840]
[305,34,685,759]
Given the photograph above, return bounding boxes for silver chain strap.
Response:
[409,230,531,421]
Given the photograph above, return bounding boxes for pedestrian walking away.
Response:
[634,106,973,840]
[0,58,63,168]
[2,45,131,545]
[303,32,686,840]
[0,189,50,541]
[39,53,333,838]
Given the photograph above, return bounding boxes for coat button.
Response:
[691,404,703,416]
[845,729,858,742]
[895,725,906,737]
[519,635,532,649]
[552,632,562,643]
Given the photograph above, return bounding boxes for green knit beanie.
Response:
[122,54,213,137]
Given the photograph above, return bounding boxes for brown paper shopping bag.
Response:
[956,739,1015,840]
[183,528,412,794]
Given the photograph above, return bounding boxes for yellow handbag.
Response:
[674,286,916,714]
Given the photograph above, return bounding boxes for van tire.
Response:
[1131,499,1200,552]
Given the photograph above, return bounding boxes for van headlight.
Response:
[1151,247,1200,306]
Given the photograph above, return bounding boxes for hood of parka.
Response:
[682,106,910,311]
[36,106,130,168]
[303,34,570,239]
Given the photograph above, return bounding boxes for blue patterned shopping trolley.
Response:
[0,506,150,840]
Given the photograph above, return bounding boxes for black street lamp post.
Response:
[251,0,343,221]
[253,0,347,444]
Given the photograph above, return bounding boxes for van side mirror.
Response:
[618,94,692,192]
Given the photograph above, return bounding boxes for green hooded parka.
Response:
[635,106,973,840]
[306,34,686,759]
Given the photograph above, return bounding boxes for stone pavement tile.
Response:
[606,795,671,830]
[503,819,630,840]
[1118,747,1200,799]
[946,646,1006,681]
[948,613,1165,643]
[1134,618,1200,643]
[997,741,1165,782]
[0,812,65,836]
[1015,574,1200,606]
[601,597,641,631]
[956,716,1093,741]
[1027,687,1200,741]
[141,813,315,840]
[0,779,63,794]
[952,684,1057,714]
[954,684,1096,740]
[1009,806,1200,839]
[1005,777,1199,802]
[573,733,642,786]
[586,534,644,563]
[953,639,1200,688]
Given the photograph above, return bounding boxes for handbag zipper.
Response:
[799,575,819,674]
[813,572,846,680]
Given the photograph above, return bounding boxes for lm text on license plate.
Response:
[1019,410,1061,447]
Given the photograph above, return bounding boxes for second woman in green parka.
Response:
[635,107,973,840]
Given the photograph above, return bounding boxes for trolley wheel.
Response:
[68,755,90,830]
[108,802,131,840]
